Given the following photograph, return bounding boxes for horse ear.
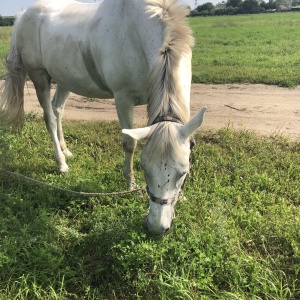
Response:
[179,106,207,141]
[122,125,154,140]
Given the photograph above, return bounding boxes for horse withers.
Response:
[0,0,206,234]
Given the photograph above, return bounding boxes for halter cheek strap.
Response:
[146,115,193,206]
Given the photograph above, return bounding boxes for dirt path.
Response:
[22,81,300,140]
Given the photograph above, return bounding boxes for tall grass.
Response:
[0,116,299,299]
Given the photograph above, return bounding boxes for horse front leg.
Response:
[122,134,137,190]
[52,86,72,157]
[115,97,137,190]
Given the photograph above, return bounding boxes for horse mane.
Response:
[145,0,194,126]
[144,0,194,163]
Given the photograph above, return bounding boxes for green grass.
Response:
[0,26,12,77]
[190,13,300,86]
[0,116,299,299]
[1,12,300,85]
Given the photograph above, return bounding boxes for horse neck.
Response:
[144,0,194,126]
[146,48,192,126]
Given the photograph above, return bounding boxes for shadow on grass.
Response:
[0,174,152,298]
[0,127,150,297]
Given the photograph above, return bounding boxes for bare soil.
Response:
[22,81,300,140]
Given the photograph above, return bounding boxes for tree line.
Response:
[0,16,15,26]
[190,0,300,16]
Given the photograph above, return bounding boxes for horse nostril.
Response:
[164,227,170,233]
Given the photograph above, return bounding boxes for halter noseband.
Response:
[146,115,194,206]
[146,186,180,205]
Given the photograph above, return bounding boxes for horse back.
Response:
[14,0,165,101]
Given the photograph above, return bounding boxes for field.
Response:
[0,12,300,300]
[190,13,300,87]
[0,118,299,299]
[0,26,12,76]
[1,13,300,86]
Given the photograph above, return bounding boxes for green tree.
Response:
[226,0,242,7]
[4,16,15,26]
[0,16,15,26]
[196,2,215,12]
[265,0,277,9]
[239,0,260,13]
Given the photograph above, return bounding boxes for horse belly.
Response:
[40,38,113,99]
[49,66,114,99]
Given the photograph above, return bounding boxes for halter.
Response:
[146,115,194,206]
[151,115,183,125]
[146,186,180,205]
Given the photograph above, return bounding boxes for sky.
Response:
[0,0,220,16]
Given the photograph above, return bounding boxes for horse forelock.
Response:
[145,0,194,126]
[146,122,185,165]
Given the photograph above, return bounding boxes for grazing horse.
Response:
[0,0,206,234]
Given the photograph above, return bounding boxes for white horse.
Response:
[0,0,206,234]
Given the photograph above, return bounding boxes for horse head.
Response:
[123,107,206,234]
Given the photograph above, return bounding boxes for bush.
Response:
[0,16,15,27]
